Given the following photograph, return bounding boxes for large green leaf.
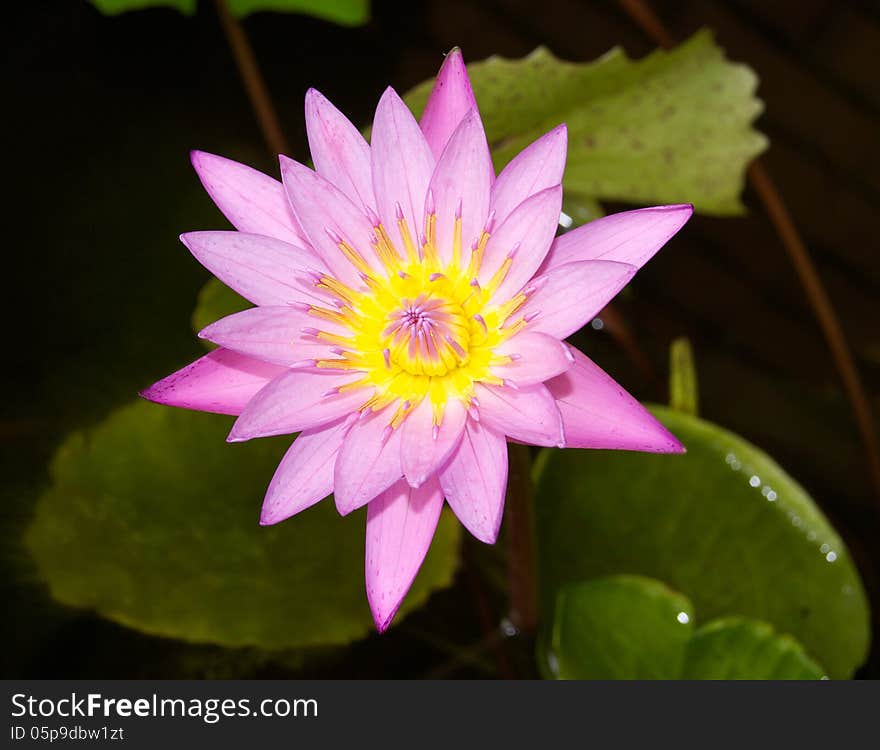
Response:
[548,577,825,679]
[89,0,370,25]
[534,406,869,678]
[25,400,459,649]
[682,617,825,680]
[550,575,694,679]
[405,32,767,216]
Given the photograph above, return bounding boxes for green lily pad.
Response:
[547,576,826,679]
[89,0,370,25]
[25,400,459,649]
[534,406,869,678]
[405,31,767,216]
[550,575,694,679]
[682,617,825,680]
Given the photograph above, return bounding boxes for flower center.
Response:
[304,202,535,429]
[384,294,470,376]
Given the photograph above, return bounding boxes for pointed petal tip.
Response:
[467,521,501,546]
[189,148,220,171]
[259,501,294,526]
[367,586,403,634]
[226,429,248,444]
[333,494,357,517]
[406,474,427,489]
[550,122,568,139]
[277,153,298,174]
[439,46,466,71]
[138,381,175,407]
[647,414,686,454]
[379,85,400,102]
[372,608,396,634]
[653,202,694,219]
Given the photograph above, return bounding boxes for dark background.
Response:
[3,0,878,678]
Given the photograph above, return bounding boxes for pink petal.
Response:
[475,383,565,447]
[180,231,325,307]
[482,185,562,302]
[279,156,378,286]
[198,306,348,367]
[419,48,491,174]
[440,420,508,544]
[401,397,467,488]
[333,408,404,515]
[492,331,572,386]
[190,150,309,247]
[370,87,435,250]
[304,88,375,210]
[260,415,355,526]
[490,124,567,227]
[540,204,693,273]
[547,346,685,453]
[365,477,444,632]
[427,110,492,266]
[227,369,368,442]
[517,260,637,339]
[140,348,284,416]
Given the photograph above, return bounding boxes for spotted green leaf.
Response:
[405,31,767,216]
[534,406,869,678]
[25,400,459,648]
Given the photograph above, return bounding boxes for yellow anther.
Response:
[487,256,513,294]
[317,275,357,304]
[374,223,401,268]
[396,218,419,264]
[497,292,528,323]
[308,305,350,326]
[466,230,491,278]
[451,215,463,268]
[337,240,373,277]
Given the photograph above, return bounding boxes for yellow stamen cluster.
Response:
[306,207,531,429]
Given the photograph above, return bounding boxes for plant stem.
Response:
[462,539,516,678]
[505,443,539,635]
[213,0,292,157]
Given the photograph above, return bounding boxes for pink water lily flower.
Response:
[142,49,691,632]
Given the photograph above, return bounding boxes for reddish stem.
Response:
[506,443,539,635]
[213,0,292,157]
